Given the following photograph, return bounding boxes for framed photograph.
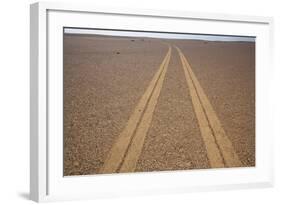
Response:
[30,2,274,202]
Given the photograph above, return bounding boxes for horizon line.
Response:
[64,28,255,42]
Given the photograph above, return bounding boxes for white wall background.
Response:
[0,0,280,204]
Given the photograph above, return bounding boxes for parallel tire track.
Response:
[100,46,171,174]
[175,46,242,168]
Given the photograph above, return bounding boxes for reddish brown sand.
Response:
[63,34,255,176]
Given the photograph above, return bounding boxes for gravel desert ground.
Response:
[63,33,255,176]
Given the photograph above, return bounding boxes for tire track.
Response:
[175,46,242,168]
[100,46,171,174]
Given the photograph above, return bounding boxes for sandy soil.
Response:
[64,34,255,176]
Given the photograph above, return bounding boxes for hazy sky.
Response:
[64,28,255,42]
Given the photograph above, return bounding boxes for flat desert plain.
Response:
[63,34,255,176]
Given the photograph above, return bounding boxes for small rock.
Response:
[73,161,80,167]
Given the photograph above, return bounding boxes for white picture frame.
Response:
[30,1,274,202]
